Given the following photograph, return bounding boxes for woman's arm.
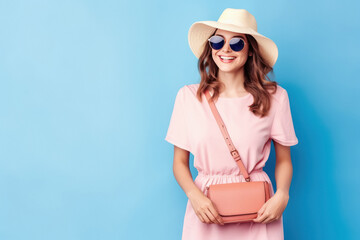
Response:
[172,146,224,225]
[253,141,292,224]
[273,142,293,197]
[172,146,199,198]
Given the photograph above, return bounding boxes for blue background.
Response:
[0,0,359,239]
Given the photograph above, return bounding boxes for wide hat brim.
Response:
[188,21,278,67]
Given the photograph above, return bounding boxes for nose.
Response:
[221,41,232,53]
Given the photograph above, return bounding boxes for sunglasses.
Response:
[207,35,246,52]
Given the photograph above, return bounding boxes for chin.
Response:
[215,60,243,72]
[218,66,241,73]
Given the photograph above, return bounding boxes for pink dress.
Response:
[165,83,298,240]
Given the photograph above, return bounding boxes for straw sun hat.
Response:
[188,8,279,67]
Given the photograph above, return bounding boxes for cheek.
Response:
[235,55,248,65]
[233,50,250,64]
[212,51,218,61]
[212,54,223,65]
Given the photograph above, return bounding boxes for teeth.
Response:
[220,56,235,60]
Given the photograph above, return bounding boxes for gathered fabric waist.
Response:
[195,168,271,195]
[197,168,264,178]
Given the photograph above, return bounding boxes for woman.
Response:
[165,8,298,240]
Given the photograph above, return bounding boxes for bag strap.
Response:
[204,89,251,182]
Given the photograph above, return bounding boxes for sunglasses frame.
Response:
[207,35,246,52]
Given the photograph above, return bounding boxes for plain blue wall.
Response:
[0,0,359,239]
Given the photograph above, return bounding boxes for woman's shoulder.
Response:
[178,83,200,98]
[269,84,288,105]
[184,83,200,92]
[171,84,200,108]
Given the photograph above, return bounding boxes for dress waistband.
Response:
[198,168,264,177]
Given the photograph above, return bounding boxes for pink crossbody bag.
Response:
[204,89,271,224]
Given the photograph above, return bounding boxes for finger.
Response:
[196,212,205,223]
[204,209,217,224]
[262,215,273,224]
[203,209,216,224]
[206,208,223,225]
[264,214,279,224]
[253,213,261,223]
[200,211,211,224]
[257,203,267,215]
[207,205,224,225]
[253,203,267,222]
[255,211,269,223]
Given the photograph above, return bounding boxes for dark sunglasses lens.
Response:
[209,36,224,50]
[230,38,245,51]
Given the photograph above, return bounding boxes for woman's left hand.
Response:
[252,189,289,224]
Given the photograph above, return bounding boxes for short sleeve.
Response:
[270,89,299,146]
[165,86,192,152]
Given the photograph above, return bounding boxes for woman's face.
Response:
[211,29,250,73]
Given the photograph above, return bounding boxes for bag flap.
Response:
[207,181,267,216]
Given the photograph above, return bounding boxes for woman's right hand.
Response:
[187,189,224,225]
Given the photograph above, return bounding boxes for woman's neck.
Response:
[217,68,248,97]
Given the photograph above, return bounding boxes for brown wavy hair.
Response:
[196,29,278,118]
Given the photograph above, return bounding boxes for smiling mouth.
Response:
[219,55,236,63]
